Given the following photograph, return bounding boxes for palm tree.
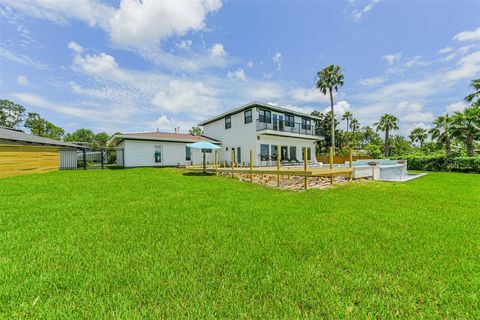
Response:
[315,65,344,154]
[409,127,428,148]
[189,126,203,136]
[429,114,453,157]
[452,106,480,156]
[341,111,353,132]
[465,79,480,108]
[350,118,360,133]
[374,114,399,157]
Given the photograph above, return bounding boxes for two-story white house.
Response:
[109,101,323,167]
[198,101,323,166]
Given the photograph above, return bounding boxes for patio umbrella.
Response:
[186,141,221,174]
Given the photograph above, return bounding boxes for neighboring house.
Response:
[108,132,220,167]
[109,102,323,167]
[0,126,83,178]
[199,101,323,166]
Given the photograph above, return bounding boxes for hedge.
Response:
[398,155,480,173]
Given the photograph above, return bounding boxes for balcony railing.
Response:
[256,119,322,137]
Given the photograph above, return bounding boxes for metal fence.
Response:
[60,148,124,170]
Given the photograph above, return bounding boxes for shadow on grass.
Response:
[182,172,216,177]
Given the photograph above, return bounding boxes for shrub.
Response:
[397,155,480,173]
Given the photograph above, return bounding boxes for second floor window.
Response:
[301,118,311,130]
[225,116,231,129]
[244,109,252,124]
[285,114,295,127]
[258,109,271,123]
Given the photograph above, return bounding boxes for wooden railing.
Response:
[316,155,371,164]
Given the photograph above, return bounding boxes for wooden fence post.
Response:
[329,146,334,184]
[349,148,353,180]
[249,149,253,182]
[215,150,218,176]
[277,144,281,187]
[231,150,235,179]
[304,147,308,190]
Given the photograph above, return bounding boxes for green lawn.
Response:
[1,169,479,319]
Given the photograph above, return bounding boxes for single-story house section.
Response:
[108,132,221,167]
[0,126,83,178]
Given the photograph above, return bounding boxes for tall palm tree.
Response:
[341,111,353,132]
[452,106,480,156]
[350,118,360,133]
[409,127,428,148]
[374,114,399,157]
[315,65,344,154]
[465,79,480,108]
[429,114,453,157]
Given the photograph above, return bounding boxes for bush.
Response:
[397,155,480,173]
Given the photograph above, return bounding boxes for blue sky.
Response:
[0,0,479,136]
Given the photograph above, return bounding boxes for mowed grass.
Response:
[0,169,479,319]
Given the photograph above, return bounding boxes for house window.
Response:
[225,116,231,129]
[289,146,297,161]
[285,114,295,127]
[301,118,311,130]
[260,144,269,161]
[271,145,278,160]
[258,109,271,123]
[185,146,191,161]
[302,147,312,161]
[244,109,252,124]
[154,145,162,163]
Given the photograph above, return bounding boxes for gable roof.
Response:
[0,126,82,148]
[108,131,221,146]
[197,101,322,126]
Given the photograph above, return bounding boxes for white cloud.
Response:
[210,43,226,58]
[175,39,192,50]
[68,41,83,53]
[446,101,468,113]
[17,75,29,86]
[151,79,219,116]
[0,46,47,69]
[438,46,453,54]
[323,100,351,116]
[227,68,247,81]
[358,76,387,86]
[246,60,254,68]
[273,52,282,71]
[292,88,332,103]
[351,0,381,21]
[453,27,480,42]
[445,50,480,81]
[153,114,194,132]
[12,92,104,119]
[382,52,402,65]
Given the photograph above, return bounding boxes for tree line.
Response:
[0,100,111,148]
[314,66,480,157]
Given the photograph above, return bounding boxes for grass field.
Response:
[1,168,479,319]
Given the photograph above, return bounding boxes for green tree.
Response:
[93,132,110,148]
[350,118,360,133]
[465,79,480,108]
[0,99,26,128]
[315,65,344,154]
[64,128,95,145]
[409,127,428,148]
[360,126,382,148]
[311,110,340,153]
[341,111,353,133]
[429,114,453,157]
[389,135,412,156]
[24,112,65,140]
[374,114,399,157]
[451,106,480,156]
[189,126,203,136]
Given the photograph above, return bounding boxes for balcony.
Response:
[256,119,322,137]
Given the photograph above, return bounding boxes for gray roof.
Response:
[0,126,83,148]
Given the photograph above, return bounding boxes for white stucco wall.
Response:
[122,140,212,167]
